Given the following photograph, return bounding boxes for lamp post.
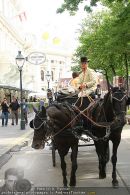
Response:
[55,80,58,93]
[15,51,26,130]
[46,71,51,89]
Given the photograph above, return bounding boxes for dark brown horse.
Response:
[30,103,81,187]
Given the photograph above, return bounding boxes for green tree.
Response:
[71,3,130,89]
[57,0,129,14]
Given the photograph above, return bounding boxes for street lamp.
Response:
[46,71,51,89]
[15,51,26,130]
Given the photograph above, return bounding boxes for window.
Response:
[41,70,44,81]
[51,71,54,81]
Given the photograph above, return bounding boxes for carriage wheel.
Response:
[52,140,56,167]
[106,143,110,163]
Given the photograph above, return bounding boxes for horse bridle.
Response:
[73,91,127,142]
[111,91,127,115]
[33,111,47,130]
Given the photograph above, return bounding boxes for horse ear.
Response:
[32,106,38,114]
[42,106,47,117]
[29,120,33,128]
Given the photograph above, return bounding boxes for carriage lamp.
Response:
[46,71,51,89]
[15,51,26,130]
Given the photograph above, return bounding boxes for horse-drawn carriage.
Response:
[50,91,95,167]
[30,87,128,187]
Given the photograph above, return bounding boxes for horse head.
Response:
[110,87,127,127]
[30,106,47,149]
[30,103,77,149]
[111,87,127,115]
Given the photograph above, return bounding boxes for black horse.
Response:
[74,86,127,187]
[30,87,128,187]
[30,103,81,187]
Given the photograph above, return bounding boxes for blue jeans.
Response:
[1,112,9,126]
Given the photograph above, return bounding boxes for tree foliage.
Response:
[71,2,130,87]
[57,0,129,14]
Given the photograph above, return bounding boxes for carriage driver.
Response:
[75,57,97,111]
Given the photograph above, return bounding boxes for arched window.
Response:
[41,70,44,81]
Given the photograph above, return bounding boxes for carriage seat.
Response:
[57,88,78,104]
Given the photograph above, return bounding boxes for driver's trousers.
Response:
[75,95,95,128]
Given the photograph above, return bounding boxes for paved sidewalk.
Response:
[0,114,34,158]
[0,114,129,159]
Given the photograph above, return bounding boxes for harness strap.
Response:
[74,105,111,128]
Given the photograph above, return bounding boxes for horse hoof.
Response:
[63,185,68,188]
[69,181,76,187]
[112,180,119,188]
[99,174,106,179]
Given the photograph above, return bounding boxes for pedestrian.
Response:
[95,84,101,99]
[1,98,9,127]
[54,91,58,100]
[23,98,28,125]
[39,99,44,111]
[33,96,37,102]
[9,97,20,125]
[47,89,53,105]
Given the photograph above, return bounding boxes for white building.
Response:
[0,0,33,101]
[0,0,73,102]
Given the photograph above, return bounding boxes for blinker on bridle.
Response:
[33,111,47,130]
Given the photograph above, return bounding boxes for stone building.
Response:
[0,0,73,103]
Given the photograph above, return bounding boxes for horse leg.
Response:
[111,135,121,188]
[95,141,107,179]
[69,144,78,186]
[59,153,68,187]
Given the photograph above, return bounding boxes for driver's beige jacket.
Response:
[78,68,97,97]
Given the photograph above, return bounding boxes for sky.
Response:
[21,0,89,53]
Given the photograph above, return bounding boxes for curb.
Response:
[0,129,33,168]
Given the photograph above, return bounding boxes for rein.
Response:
[44,106,79,142]
[44,101,112,143]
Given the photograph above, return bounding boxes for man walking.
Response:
[9,97,20,125]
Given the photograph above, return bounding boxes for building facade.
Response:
[0,0,32,102]
[40,50,72,92]
[0,0,73,102]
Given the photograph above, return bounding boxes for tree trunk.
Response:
[105,70,110,91]
[109,64,116,76]
[124,53,129,95]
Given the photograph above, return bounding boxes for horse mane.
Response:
[103,91,114,122]
[47,103,76,129]
[85,91,115,124]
